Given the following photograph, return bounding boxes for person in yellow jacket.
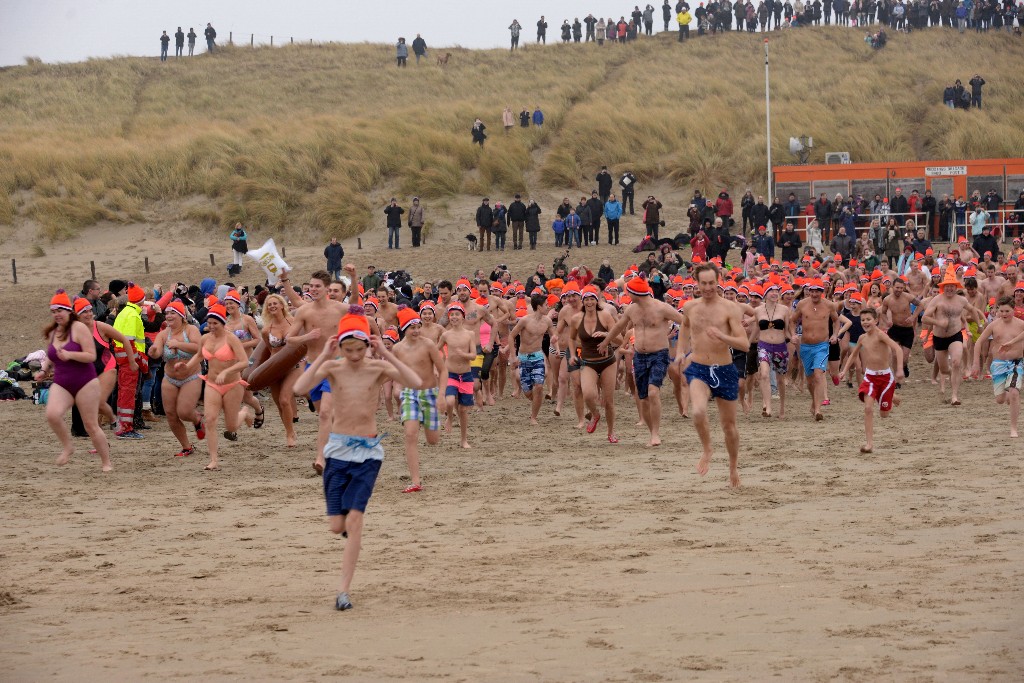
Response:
[113,283,148,439]
[677,9,692,40]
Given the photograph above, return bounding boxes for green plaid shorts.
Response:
[400,387,440,431]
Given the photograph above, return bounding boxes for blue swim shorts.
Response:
[305,362,332,404]
[323,433,385,516]
[632,348,670,400]
[518,351,546,394]
[799,341,829,376]
[446,371,475,407]
[684,360,739,402]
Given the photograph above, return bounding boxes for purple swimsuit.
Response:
[48,339,97,398]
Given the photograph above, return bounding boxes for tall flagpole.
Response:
[764,38,772,204]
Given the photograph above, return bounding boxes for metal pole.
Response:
[251,34,254,47]
[764,38,772,203]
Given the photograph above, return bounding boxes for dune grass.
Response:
[1,29,1021,240]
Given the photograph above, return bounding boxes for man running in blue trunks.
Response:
[792,278,839,422]
[508,293,555,425]
[677,263,750,487]
[600,273,684,447]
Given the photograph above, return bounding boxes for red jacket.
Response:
[715,196,734,217]
[690,232,709,260]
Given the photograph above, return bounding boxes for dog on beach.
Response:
[437,53,451,67]
[464,234,478,250]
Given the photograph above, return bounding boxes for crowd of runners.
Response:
[33,238,1024,609]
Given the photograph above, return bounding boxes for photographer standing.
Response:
[408,197,425,247]
[642,195,663,241]
[384,198,405,249]
[620,170,637,215]
[324,238,344,281]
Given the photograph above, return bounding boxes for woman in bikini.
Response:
[223,289,264,429]
[149,301,204,457]
[73,297,134,430]
[569,285,620,443]
[174,304,248,471]
[37,291,112,471]
[261,293,301,447]
[754,281,793,418]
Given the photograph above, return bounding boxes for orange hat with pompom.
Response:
[206,303,227,324]
[127,282,146,304]
[50,290,73,311]
[397,305,420,332]
[73,297,92,314]
[337,305,371,343]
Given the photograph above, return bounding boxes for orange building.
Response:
[773,158,1024,239]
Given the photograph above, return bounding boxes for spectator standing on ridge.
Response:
[204,23,216,53]
[174,27,184,58]
[715,190,734,228]
[519,107,530,127]
[596,166,613,202]
[476,198,494,251]
[502,106,515,133]
[160,31,170,62]
[561,20,572,42]
[642,195,664,241]
[532,105,544,127]
[597,17,607,44]
[412,34,427,63]
[740,189,755,234]
[585,14,598,40]
[509,20,522,50]
[643,4,656,34]
[572,18,583,42]
[604,193,623,245]
[663,0,674,29]
[537,16,548,43]
[230,223,248,270]
[384,198,405,250]
[507,194,528,250]
[525,199,543,249]
[620,170,637,215]
[472,118,487,147]
[966,75,983,108]
[395,38,408,67]
[324,238,344,281]
[586,191,605,246]
[187,27,197,56]
[408,197,425,247]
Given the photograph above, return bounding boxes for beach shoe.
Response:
[831,375,840,386]
[586,414,600,433]
[821,399,831,406]
[253,406,265,429]
[223,431,238,441]
[194,416,206,440]
[174,446,195,458]
[116,430,144,440]
[335,592,353,611]
[403,484,423,493]
[607,433,619,444]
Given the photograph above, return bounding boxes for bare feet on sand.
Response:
[55,447,74,467]
[696,452,712,476]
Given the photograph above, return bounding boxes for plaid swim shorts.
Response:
[400,387,441,431]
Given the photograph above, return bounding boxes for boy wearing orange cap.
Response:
[840,308,903,453]
[972,296,1024,437]
[793,279,840,421]
[921,270,974,406]
[438,303,477,448]
[293,309,420,611]
[112,282,149,439]
[879,278,922,381]
[392,307,446,492]
[600,275,684,447]
[508,293,555,425]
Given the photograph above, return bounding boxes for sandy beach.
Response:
[2,196,1023,681]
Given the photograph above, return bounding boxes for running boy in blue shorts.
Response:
[677,263,750,487]
[439,303,477,449]
[792,278,839,421]
[972,296,1024,438]
[294,307,420,611]
[508,293,555,425]
[392,306,447,493]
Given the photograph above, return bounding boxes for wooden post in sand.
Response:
[357,238,362,250]
[144,257,150,273]
[282,246,286,258]
[10,259,16,284]
[90,261,96,280]
[210,253,216,266]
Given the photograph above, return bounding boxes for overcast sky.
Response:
[0,0,682,67]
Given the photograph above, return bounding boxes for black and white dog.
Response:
[465,234,478,251]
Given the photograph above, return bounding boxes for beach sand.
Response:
[2,195,1023,681]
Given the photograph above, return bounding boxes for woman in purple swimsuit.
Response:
[36,291,112,471]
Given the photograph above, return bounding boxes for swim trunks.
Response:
[887,324,915,349]
[799,341,829,376]
[305,362,331,404]
[632,348,670,400]
[858,368,896,412]
[758,340,789,375]
[446,371,475,407]
[730,347,748,379]
[991,358,1024,396]
[518,351,546,394]
[399,387,440,431]
[932,333,962,353]
[323,433,385,516]
[684,360,739,401]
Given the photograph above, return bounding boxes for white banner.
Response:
[924,166,967,177]
[246,239,290,286]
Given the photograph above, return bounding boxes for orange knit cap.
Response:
[127,282,146,304]
[561,281,581,297]
[581,285,600,299]
[50,290,73,311]
[223,289,242,304]
[206,303,228,324]
[165,301,187,319]
[337,307,371,343]
[625,277,652,297]
[397,306,420,331]
[382,329,399,343]
[73,297,92,314]
[455,278,472,291]
[545,278,565,291]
